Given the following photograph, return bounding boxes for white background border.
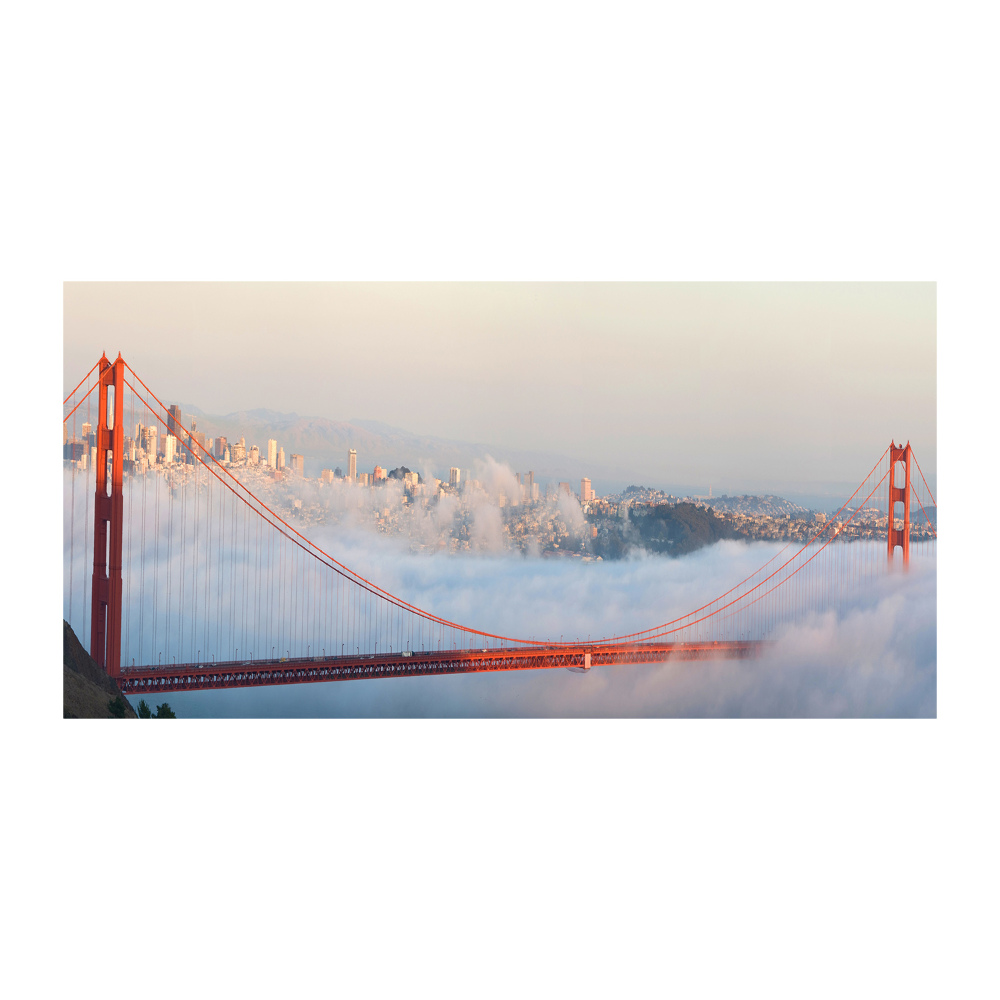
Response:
[7,2,993,997]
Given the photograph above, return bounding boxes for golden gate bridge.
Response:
[63,354,937,696]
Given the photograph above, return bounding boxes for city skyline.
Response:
[64,370,935,571]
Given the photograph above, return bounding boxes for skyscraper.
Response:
[267,439,277,468]
[291,453,305,477]
[581,478,594,503]
[450,467,461,486]
[348,448,357,481]
[167,404,182,439]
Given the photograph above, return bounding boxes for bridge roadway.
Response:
[117,640,770,694]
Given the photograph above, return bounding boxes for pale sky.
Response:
[63,282,935,493]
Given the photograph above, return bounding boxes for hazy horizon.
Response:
[63,282,936,496]
[154,398,894,508]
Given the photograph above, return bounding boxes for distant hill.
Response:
[176,405,595,484]
[628,502,740,556]
[63,620,136,719]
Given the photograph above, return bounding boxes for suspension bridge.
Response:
[63,354,937,696]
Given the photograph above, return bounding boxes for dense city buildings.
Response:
[63,399,935,562]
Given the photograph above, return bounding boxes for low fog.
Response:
[63,465,936,718]
[140,548,936,718]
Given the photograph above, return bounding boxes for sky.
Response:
[63,281,936,497]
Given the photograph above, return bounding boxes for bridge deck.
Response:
[117,641,770,694]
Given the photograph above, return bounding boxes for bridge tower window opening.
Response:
[893,460,907,490]
[893,500,906,529]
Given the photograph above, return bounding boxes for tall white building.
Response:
[450,467,461,486]
[581,478,594,503]
[267,439,277,468]
[143,426,158,460]
[348,448,357,481]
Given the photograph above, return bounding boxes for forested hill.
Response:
[628,502,740,556]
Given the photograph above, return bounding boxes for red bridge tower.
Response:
[887,440,912,568]
[90,353,125,676]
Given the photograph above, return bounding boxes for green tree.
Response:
[136,699,152,718]
[154,702,176,719]
[107,695,127,718]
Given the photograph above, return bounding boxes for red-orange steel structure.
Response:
[887,441,912,568]
[117,641,769,694]
[89,353,125,676]
[62,354,934,692]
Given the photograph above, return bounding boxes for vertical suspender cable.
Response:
[125,387,132,663]
[179,455,186,661]
[152,419,160,666]
[204,452,210,662]
[254,507,261,659]
[69,404,75,632]
[219,475,224,660]
[83,391,91,651]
